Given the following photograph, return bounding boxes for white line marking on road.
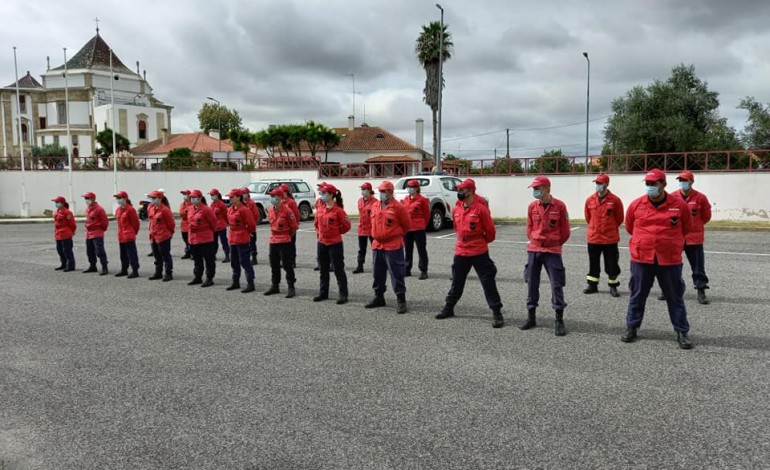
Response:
[571,226,581,231]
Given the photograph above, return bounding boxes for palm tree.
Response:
[415,21,453,160]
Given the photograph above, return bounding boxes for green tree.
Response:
[737,97,770,167]
[165,147,193,169]
[492,156,524,174]
[197,102,242,136]
[31,144,68,170]
[95,129,130,162]
[529,149,573,173]
[415,21,453,161]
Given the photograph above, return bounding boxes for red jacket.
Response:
[626,193,692,266]
[526,197,571,254]
[54,207,77,240]
[148,204,175,243]
[244,197,260,227]
[115,204,140,243]
[269,204,298,244]
[584,191,624,244]
[227,204,256,245]
[84,202,109,239]
[187,204,216,245]
[670,189,711,245]
[315,203,351,246]
[284,197,301,223]
[179,200,192,232]
[210,199,229,232]
[453,198,496,256]
[357,196,376,236]
[371,199,411,250]
[402,194,431,232]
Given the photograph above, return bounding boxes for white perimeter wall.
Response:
[1,170,768,221]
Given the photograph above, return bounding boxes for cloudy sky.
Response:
[4,0,770,159]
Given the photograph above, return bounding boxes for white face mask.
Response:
[211,195,219,201]
[379,192,388,202]
[183,195,190,201]
[116,198,126,206]
[85,199,93,206]
[595,184,606,193]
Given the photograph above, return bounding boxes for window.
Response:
[441,177,459,191]
[21,123,28,142]
[138,120,147,140]
[295,182,311,193]
[39,117,47,130]
[57,102,67,124]
[53,135,60,147]
[72,135,78,145]
[19,96,26,113]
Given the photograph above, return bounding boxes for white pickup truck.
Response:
[393,175,464,231]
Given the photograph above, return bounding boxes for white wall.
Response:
[1,170,768,221]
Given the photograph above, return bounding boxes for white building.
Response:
[1,28,172,162]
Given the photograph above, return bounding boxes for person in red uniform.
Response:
[435,179,504,328]
[313,182,326,271]
[225,188,256,293]
[520,176,571,336]
[147,189,175,281]
[313,184,351,304]
[669,170,712,305]
[353,182,376,274]
[113,191,140,278]
[187,189,217,287]
[622,169,693,349]
[583,173,624,297]
[279,184,301,269]
[81,191,110,275]
[402,179,431,279]
[52,196,77,271]
[209,188,231,263]
[242,187,260,265]
[366,180,412,314]
[264,188,299,298]
[179,190,192,259]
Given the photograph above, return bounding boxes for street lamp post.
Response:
[206,96,222,151]
[110,48,118,196]
[63,47,73,208]
[435,3,444,173]
[12,46,29,217]
[583,51,590,173]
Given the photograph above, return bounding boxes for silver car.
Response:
[393,175,463,231]
[244,179,316,224]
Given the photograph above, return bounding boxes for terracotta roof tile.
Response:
[131,132,233,155]
[331,126,421,152]
[364,155,420,163]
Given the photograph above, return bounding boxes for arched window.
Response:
[138,120,147,140]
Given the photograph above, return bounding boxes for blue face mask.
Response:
[190,197,199,205]
[320,194,328,203]
[379,192,388,202]
[532,189,543,200]
[270,196,278,206]
[595,184,606,193]
[55,202,62,209]
[361,190,369,197]
[116,198,126,206]
[150,197,158,205]
[678,181,691,191]
[211,194,219,201]
[408,187,416,195]
[646,185,660,197]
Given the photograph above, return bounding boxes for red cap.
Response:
[208,188,221,196]
[457,179,477,192]
[148,190,162,198]
[227,188,242,198]
[279,184,291,193]
[360,182,373,191]
[52,196,66,203]
[378,180,394,191]
[268,188,285,198]
[321,184,338,194]
[180,189,191,195]
[81,191,96,199]
[316,182,325,188]
[593,173,610,185]
[676,171,694,182]
[189,189,203,198]
[113,191,129,199]
[643,169,667,182]
[528,176,551,188]
[406,179,421,188]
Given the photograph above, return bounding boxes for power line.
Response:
[441,114,611,143]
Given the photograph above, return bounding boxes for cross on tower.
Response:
[94,17,100,34]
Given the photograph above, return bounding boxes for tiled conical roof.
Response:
[4,71,43,89]
[52,32,135,74]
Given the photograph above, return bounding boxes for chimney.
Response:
[136,61,140,74]
[46,56,50,71]
[348,115,355,131]
[415,118,424,150]
[143,70,147,81]
[161,128,169,145]
[210,130,220,141]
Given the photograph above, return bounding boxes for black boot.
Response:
[396,293,407,314]
[352,264,364,274]
[313,293,329,302]
[609,285,620,297]
[115,269,128,277]
[435,304,455,319]
[222,255,230,263]
[554,309,566,336]
[677,332,693,349]
[83,265,98,273]
[697,289,710,305]
[187,277,203,285]
[365,295,386,309]
[621,327,638,343]
[419,271,429,280]
[226,281,241,291]
[583,284,598,294]
[336,295,348,305]
[127,270,139,279]
[658,293,666,301]
[251,255,258,266]
[149,270,163,281]
[264,284,280,296]
[492,309,504,329]
[286,285,296,298]
[181,253,192,260]
[519,308,537,330]
[162,273,173,282]
[241,280,255,293]
[100,266,109,276]
[55,264,66,271]
[201,278,214,288]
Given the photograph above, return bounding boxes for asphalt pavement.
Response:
[1,221,769,469]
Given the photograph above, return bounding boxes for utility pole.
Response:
[506,128,510,157]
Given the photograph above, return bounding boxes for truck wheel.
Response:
[429,207,445,232]
[257,206,266,225]
[299,202,312,221]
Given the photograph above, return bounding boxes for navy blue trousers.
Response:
[249,231,258,258]
[270,242,296,286]
[684,244,709,290]
[404,230,429,274]
[190,241,215,280]
[372,247,406,296]
[119,241,139,272]
[445,252,502,310]
[214,229,230,258]
[56,238,75,269]
[181,232,190,255]
[356,235,373,266]
[230,243,254,282]
[525,251,567,311]
[86,237,108,268]
[318,242,347,297]
[151,238,173,276]
[626,261,689,333]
